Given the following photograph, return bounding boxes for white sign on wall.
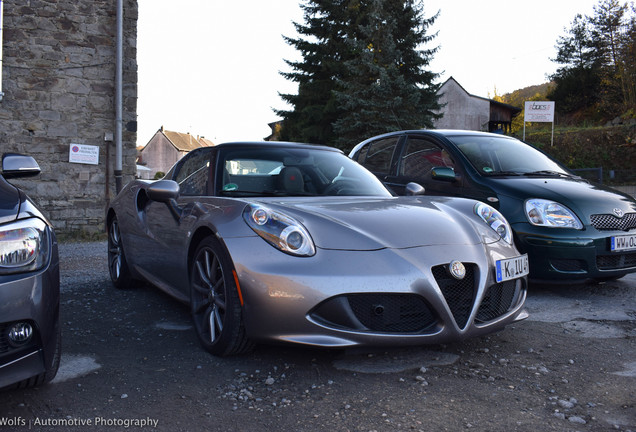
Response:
[69,143,99,165]
[524,101,555,122]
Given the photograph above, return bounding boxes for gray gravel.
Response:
[0,240,633,431]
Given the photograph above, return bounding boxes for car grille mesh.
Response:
[597,253,636,270]
[0,324,8,353]
[550,258,587,272]
[310,294,437,334]
[475,280,519,323]
[590,213,636,231]
[432,264,476,330]
[347,294,436,333]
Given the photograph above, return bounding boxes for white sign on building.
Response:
[524,101,555,122]
[69,143,99,165]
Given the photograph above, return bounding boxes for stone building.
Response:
[433,77,521,134]
[138,127,214,179]
[0,0,138,234]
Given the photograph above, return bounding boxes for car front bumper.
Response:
[223,236,527,348]
[514,223,636,281]
[0,243,60,389]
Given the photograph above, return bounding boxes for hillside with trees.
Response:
[501,0,635,127]
[549,0,635,123]
[494,0,635,185]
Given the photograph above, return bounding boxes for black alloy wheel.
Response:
[190,236,252,356]
[107,216,135,289]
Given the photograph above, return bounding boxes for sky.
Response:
[136,0,601,147]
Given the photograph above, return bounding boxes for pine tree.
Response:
[332,0,441,149]
[548,14,603,114]
[275,0,356,146]
[276,0,441,151]
[548,1,636,118]
[590,0,629,114]
[619,3,636,109]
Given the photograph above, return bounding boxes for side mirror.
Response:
[405,182,426,196]
[1,153,41,179]
[431,166,457,182]
[147,180,180,203]
[147,180,182,222]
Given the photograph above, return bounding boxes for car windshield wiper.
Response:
[523,170,580,179]
[484,171,524,177]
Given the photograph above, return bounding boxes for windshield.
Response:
[448,135,569,176]
[217,146,392,197]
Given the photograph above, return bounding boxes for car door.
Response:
[142,148,213,295]
[352,136,402,193]
[388,135,464,197]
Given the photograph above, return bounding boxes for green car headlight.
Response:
[525,199,583,229]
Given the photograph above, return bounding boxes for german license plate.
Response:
[496,254,529,282]
[610,234,636,252]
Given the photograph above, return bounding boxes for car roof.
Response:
[213,141,344,154]
[370,129,517,139]
[353,129,519,152]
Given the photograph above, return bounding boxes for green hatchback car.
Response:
[350,130,636,282]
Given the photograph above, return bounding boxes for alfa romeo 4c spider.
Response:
[106,141,528,356]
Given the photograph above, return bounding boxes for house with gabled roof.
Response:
[433,77,521,134]
[138,126,214,179]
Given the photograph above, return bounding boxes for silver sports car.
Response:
[107,142,528,356]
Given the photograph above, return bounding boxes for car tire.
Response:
[43,319,62,384]
[190,236,253,356]
[107,216,136,290]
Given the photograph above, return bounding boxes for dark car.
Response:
[350,130,636,282]
[106,141,528,356]
[0,153,60,390]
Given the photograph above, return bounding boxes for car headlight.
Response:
[525,199,582,229]
[0,218,50,274]
[243,204,316,256]
[474,202,513,244]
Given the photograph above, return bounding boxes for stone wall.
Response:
[0,0,138,235]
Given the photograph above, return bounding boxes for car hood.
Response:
[260,196,492,251]
[491,176,636,219]
[0,175,20,224]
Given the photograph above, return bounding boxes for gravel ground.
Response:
[0,241,634,432]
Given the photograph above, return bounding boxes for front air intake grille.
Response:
[0,323,8,353]
[590,213,636,231]
[597,253,636,270]
[310,294,437,334]
[347,294,436,333]
[550,258,586,272]
[476,280,520,323]
[432,264,477,329]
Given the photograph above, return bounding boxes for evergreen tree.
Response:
[275,0,358,146]
[276,0,440,150]
[333,0,441,148]
[619,3,636,109]
[590,0,629,114]
[549,1,636,119]
[552,14,598,69]
[548,14,603,115]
